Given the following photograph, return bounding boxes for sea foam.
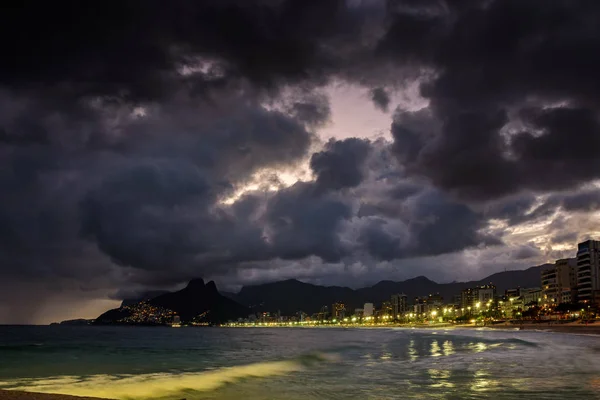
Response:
[1,352,338,399]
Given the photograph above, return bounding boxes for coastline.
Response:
[394,322,600,335]
[0,391,111,400]
[222,321,600,335]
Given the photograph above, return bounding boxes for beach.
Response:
[0,391,110,400]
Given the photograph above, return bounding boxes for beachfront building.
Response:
[541,258,577,304]
[476,285,496,304]
[561,289,574,304]
[576,239,600,305]
[522,287,542,307]
[363,303,374,317]
[391,293,408,320]
[461,288,474,309]
[413,298,428,316]
[332,302,346,320]
[461,285,496,310]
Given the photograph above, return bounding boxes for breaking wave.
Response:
[0,352,339,399]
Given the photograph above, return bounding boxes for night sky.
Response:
[2,0,600,324]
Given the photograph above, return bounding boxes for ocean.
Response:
[1,326,599,399]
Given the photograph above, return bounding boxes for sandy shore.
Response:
[0,391,111,400]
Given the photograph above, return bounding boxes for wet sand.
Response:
[0,391,111,400]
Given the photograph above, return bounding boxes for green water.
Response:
[1,326,599,399]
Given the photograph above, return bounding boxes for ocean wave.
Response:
[0,343,46,350]
[0,352,339,399]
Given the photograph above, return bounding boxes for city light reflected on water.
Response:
[430,340,442,357]
[442,340,454,356]
[427,369,454,389]
[470,370,500,392]
[407,339,417,362]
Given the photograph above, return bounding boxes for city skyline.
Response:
[3,1,600,324]
[78,238,599,328]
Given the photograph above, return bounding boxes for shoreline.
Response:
[0,391,111,400]
[222,322,600,335]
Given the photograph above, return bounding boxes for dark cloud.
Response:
[265,182,352,263]
[387,182,423,199]
[381,0,600,199]
[357,188,502,261]
[551,231,579,245]
[408,190,502,255]
[79,161,215,271]
[310,138,372,191]
[511,244,542,260]
[287,93,332,128]
[358,218,404,261]
[371,87,390,112]
[0,0,373,102]
[558,189,600,212]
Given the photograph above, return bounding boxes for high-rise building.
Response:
[331,302,346,320]
[461,285,496,308]
[461,288,474,309]
[475,285,496,304]
[413,297,428,315]
[577,240,600,305]
[542,258,577,304]
[363,303,374,317]
[391,293,408,319]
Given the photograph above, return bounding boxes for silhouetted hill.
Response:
[233,265,546,315]
[149,279,248,322]
[236,279,356,316]
[49,318,93,326]
[471,264,550,290]
[95,278,249,325]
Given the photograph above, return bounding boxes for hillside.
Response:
[231,265,547,315]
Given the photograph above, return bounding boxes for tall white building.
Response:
[577,240,600,305]
[363,303,374,317]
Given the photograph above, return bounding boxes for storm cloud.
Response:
[1,0,600,322]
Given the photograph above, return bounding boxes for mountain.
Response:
[95,278,249,325]
[233,265,546,315]
[50,318,93,326]
[149,279,249,322]
[235,279,356,316]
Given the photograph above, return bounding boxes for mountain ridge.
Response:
[227,264,548,315]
